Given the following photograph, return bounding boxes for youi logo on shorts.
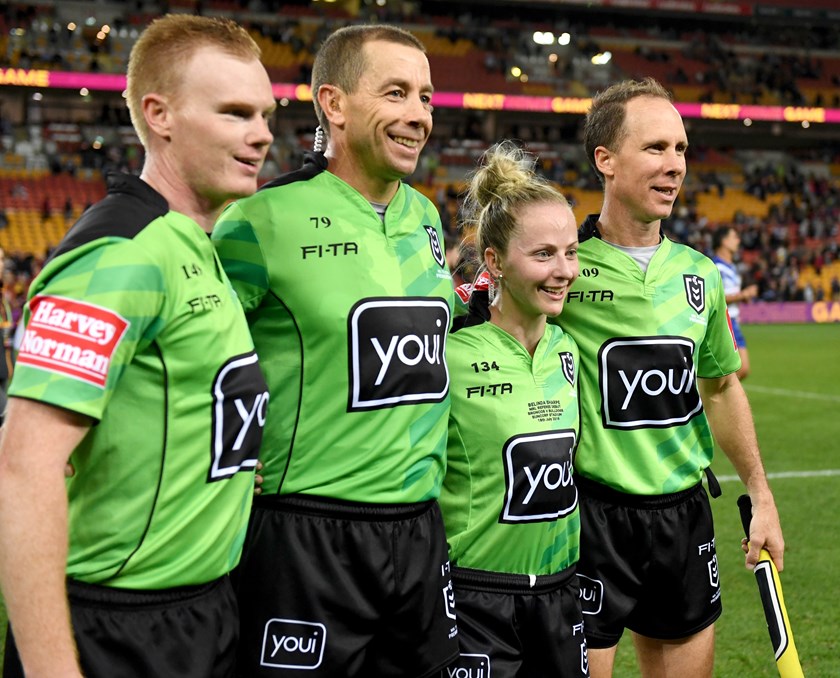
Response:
[577,574,604,615]
[598,336,702,430]
[260,619,326,670]
[499,430,578,524]
[446,654,491,678]
[348,297,450,411]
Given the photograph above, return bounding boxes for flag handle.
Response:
[737,494,804,678]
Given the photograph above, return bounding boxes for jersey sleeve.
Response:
[212,201,270,313]
[697,266,741,378]
[10,239,166,421]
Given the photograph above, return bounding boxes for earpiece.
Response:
[313,126,325,152]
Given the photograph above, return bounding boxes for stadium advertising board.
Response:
[3,69,840,125]
[740,302,840,324]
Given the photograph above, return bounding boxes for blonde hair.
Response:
[126,14,262,148]
[462,141,571,262]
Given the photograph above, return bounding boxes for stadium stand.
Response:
[1,0,839,322]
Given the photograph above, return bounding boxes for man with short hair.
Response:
[213,24,458,678]
[563,77,785,677]
[0,15,275,678]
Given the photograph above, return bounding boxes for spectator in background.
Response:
[0,14,274,678]
[712,225,757,380]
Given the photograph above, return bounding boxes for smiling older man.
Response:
[212,24,458,678]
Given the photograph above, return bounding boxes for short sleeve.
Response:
[10,239,165,420]
[212,201,270,313]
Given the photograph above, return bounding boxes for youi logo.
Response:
[499,430,578,524]
[598,336,702,429]
[260,619,326,670]
[446,654,491,678]
[208,352,269,481]
[348,297,449,410]
[577,574,604,616]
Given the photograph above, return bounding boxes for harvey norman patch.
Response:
[17,295,130,388]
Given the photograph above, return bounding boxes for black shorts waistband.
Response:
[575,474,703,509]
[253,493,436,521]
[66,575,228,607]
[451,564,576,594]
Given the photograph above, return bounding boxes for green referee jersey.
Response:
[560,216,741,495]
[440,321,581,575]
[9,174,268,589]
[213,153,454,503]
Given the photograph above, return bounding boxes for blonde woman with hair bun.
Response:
[440,141,589,676]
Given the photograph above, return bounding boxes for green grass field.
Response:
[1,323,838,675]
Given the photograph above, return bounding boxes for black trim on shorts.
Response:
[253,492,435,521]
[451,564,576,594]
[66,575,228,608]
[575,474,703,509]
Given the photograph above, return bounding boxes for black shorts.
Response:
[442,566,590,678]
[575,477,722,648]
[3,575,237,678]
[234,494,459,678]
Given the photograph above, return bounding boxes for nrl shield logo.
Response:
[442,579,456,621]
[708,555,720,588]
[559,351,575,386]
[424,225,445,268]
[683,274,705,314]
[581,641,589,675]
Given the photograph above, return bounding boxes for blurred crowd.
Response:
[3,0,840,103]
[2,0,840,337]
[676,184,840,304]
